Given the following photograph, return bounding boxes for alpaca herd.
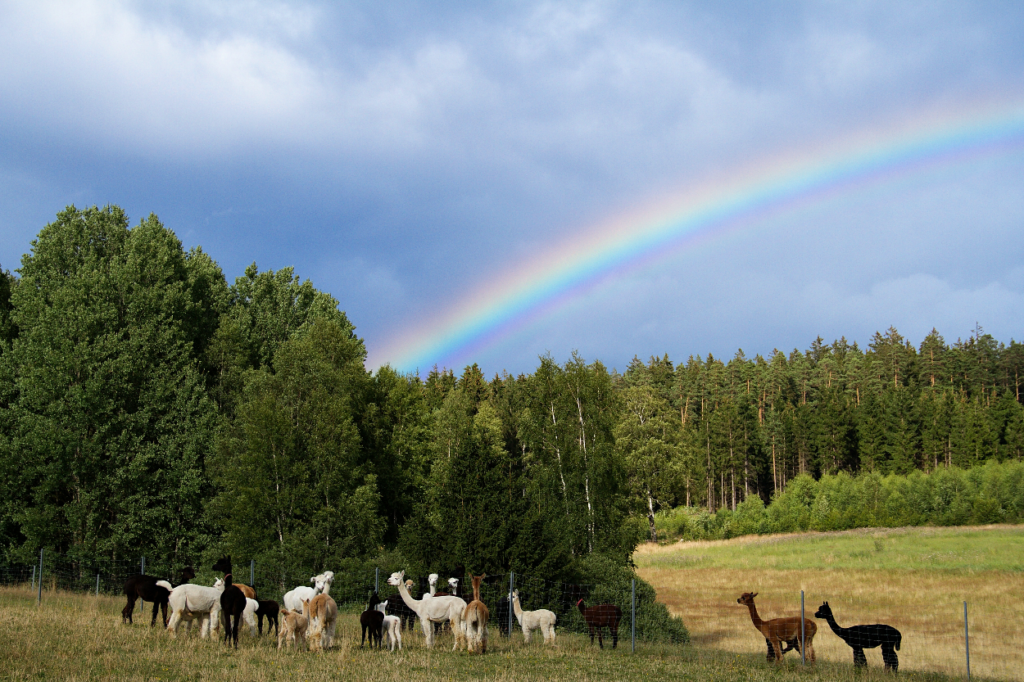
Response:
[738,592,903,672]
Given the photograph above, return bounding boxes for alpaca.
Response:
[576,600,622,649]
[283,571,333,612]
[166,580,225,639]
[256,599,279,636]
[121,567,195,626]
[278,598,310,650]
[387,570,467,650]
[211,557,256,599]
[220,574,248,648]
[360,601,385,649]
[386,580,418,632]
[376,600,403,651]
[815,601,901,671]
[308,592,338,651]
[737,592,816,663]
[512,590,556,644]
[462,573,490,654]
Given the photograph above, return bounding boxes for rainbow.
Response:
[375,101,1024,374]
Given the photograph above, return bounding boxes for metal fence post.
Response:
[508,571,515,639]
[800,590,806,666]
[631,579,636,653]
[37,549,43,604]
[964,601,971,680]
[96,573,100,596]
[250,560,255,588]
[141,556,145,575]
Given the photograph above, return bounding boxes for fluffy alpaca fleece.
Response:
[512,590,556,644]
[307,593,338,651]
[376,600,402,651]
[166,581,225,639]
[283,571,333,612]
[278,599,310,650]
[461,574,489,654]
[387,570,466,650]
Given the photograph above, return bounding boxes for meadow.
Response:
[635,524,1024,681]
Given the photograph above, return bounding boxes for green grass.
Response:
[636,524,1024,572]
[0,586,968,681]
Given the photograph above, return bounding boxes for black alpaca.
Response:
[360,591,384,648]
[814,601,901,671]
[256,599,279,636]
[121,566,195,626]
[220,574,248,649]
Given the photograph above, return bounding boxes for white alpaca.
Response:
[512,590,556,644]
[278,598,310,650]
[283,571,333,612]
[387,570,466,650]
[424,573,439,597]
[307,593,338,651]
[166,580,225,639]
[376,600,402,651]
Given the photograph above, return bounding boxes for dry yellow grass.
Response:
[637,526,1024,681]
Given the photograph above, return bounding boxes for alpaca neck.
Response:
[472,582,481,602]
[744,602,764,631]
[320,583,331,596]
[822,612,846,637]
[512,596,523,623]
[429,583,437,596]
[396,579,422,612]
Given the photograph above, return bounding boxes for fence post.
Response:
[800,590,806,666]
[508,571,515,639]
[631,578,636,653]
[37,549,43,604]
[964,601,971,680]
[141,556,145,575]
[250,560,255,588]
[96,573,100,597]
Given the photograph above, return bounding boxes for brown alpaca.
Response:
[737,592,816,663]
[307,593,338,651]
[462,573,490,654]
[278,598,310,650]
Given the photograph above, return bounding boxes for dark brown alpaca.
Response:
[220,574,248,649]
[576,599,622,649]
[737,592,816,663]
[815,601,901,671]
[121,566,195,626]
[212,556,256,599]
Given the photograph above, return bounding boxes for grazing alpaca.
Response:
[737,592,816,663]
[815,601,901,671]
[166,580,225,639]
[376,600,403,651]
[278,598,310,650]
[122,567,195,626]
[220,574,248,648]
[283,571,333,612]
[576,600,622,649]
[256,599,279,636]
[308,592,338,651]
[387,570,467,650]
[462,573,490,654]
[211,557,256,599]
[512,590,556,644]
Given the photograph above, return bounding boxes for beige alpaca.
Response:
[307,593,338,651]
[512,590,556,644]
[462,574,490,654]
[387,570,467,650]
[278,598,310,650]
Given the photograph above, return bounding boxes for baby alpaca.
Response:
[376,600,403,651]
[511,590,556,644]
[278,599,310,650]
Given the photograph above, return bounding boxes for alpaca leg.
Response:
[852,647,867,667]
[770,638,784,662]
[765,639,775,662]
[882,643,899,672]
[807,639,815,663]
[123,594,138,624]
[612,626,619,649]
[597,627,604,649]
[167,610,180,638]
[523,624,531,644]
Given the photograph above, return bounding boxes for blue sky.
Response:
[2,1,1023,376]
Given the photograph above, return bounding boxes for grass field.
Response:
[0,584,967,681]
[635,524,1024,681]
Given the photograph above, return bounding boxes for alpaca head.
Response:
[428,573,439,587]
[375,600,388,613]
[405,579,414,590]
[387,570,405,587]
[214,578,224,588]
[511,589,519,602]
[813,601,832,619]
[212,556,231,574]
[314,572,334,594]
[301,598,310,617]
[576,598,586,612]
[470,573,485,600]
[448,577,459,591]
[180,566,196,583]
[736,592,758,607]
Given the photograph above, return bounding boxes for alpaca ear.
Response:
[752,592,758,598]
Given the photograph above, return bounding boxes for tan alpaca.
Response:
[737,592,816,663]
[307,593,338,651]
[461,573,490,654]
[278,598,310,650]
